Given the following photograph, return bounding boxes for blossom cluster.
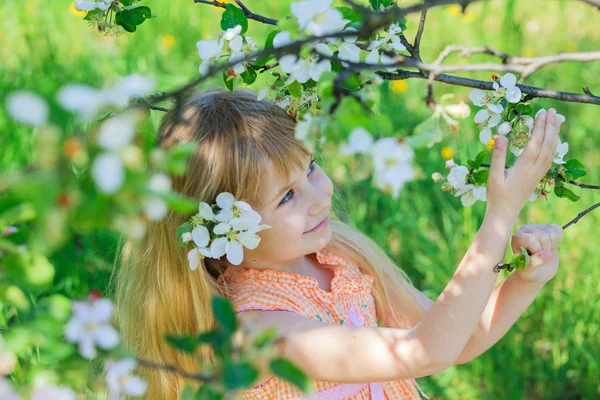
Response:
[197,24,259,76]
[179,192,272,269]
[336,127,416,200]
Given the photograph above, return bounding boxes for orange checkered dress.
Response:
[217,248,430,400]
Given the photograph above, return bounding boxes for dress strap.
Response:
[290,382,384,400]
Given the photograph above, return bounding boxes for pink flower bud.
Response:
[445,159,455,169]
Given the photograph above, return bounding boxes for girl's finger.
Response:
[540,225,559,253]
[512,232,542,254]
[534,109,557,171]
[529,249,553,268]
[514,113,546,171]
[534,227,553,253]
[548,223,564,242]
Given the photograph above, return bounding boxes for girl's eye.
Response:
[279,159,316,206]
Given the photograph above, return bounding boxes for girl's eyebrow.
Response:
[269,153,314,205]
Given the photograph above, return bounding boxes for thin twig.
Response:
[312,51,600,105]
[413,7,428,61]
[194,0,278,25]
[568,180,600,189]
[493,200,600,272]
[137,358,216,382]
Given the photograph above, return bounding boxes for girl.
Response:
[113,87,564,399]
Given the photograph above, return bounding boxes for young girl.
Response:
[113,87,564,399]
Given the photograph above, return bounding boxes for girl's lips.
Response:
[305,216,329,233]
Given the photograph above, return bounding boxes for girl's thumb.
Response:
[490,136,507,178]
[529,250,552,268]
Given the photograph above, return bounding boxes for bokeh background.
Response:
[1,0,599,398]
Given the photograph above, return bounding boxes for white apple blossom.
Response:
[431,172,443,182]
[64,299,120,359]
[474,109,502,144]
[497,122,512,136]
[457,185,487,206]
[468,89,504,114]
[370,138,415,199]
[5,91,49,127]
[57,75,155,121]
[30,385,76,400]
[445,159,456,169]
[143,173,172,221]
[340,127,374,155]
[553,137,569,164]
[274,36,333,84]
[105,359,148,400]
[290,0,349,40]
[74,0,110,11]
[447,166,470,191]
[492,73,522,103]
[92,153,124,194]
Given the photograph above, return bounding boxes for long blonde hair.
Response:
[110,87,428,399]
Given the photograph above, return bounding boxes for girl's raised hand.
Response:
[486,108,562,218]
[510,223,564,285]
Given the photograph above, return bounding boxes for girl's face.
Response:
[241,154,333,271]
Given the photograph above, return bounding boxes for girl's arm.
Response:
[384,271,545,365]
[237,209,519,385]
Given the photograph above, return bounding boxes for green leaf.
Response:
[520,246,531,269]
[176,222,193,247]
[115,11,136,32]
[369,0,392,10]
[554,184,580,202]
[336,6,363,24]
[251,326,279,349]
[222,361,259,390]
[220,4,248,35]
[180,385,195,400]
[165,334,198,355]
[288,81,303,98]
[240,64,257,85]
[270,358,311,394]
[194,384,222,400]
[83,9,103,21]
[255,30,280,66]
[119,0,133,5]
[223,71,236,92]
[0,202,36,228]
[509,254,526,270]
[473,151,487,169]
[121,5,152,26]
[471,170,489,185]
[212,295,238,333]
[564,159,587,180]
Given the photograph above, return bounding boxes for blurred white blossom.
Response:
[5,91,49,127]
[105,359,148,400]
[65,299,120,359]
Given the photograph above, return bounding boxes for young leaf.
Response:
[288,81,303,98]
[471,170,489,185]
[221,4,248,34]
[520,246,531,269]
[194,384,222,400]
[554,185,580,202]
[222,361,259,390]
[121,5,152,26]
[270,358,312,395]
[176,222,192,247]
[564,159,587,180]
[240,64,257,85]
[212,295,238,333]
[115,11,136,32]
[165,334,198,355]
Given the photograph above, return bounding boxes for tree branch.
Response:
[194,0,278,25]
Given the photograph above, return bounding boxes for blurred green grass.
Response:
[1,0,599,398]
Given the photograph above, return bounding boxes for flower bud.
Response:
[431,172,443,182]
[491,73,499,81]
[445,159,456,169]
[548,179,555,185]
